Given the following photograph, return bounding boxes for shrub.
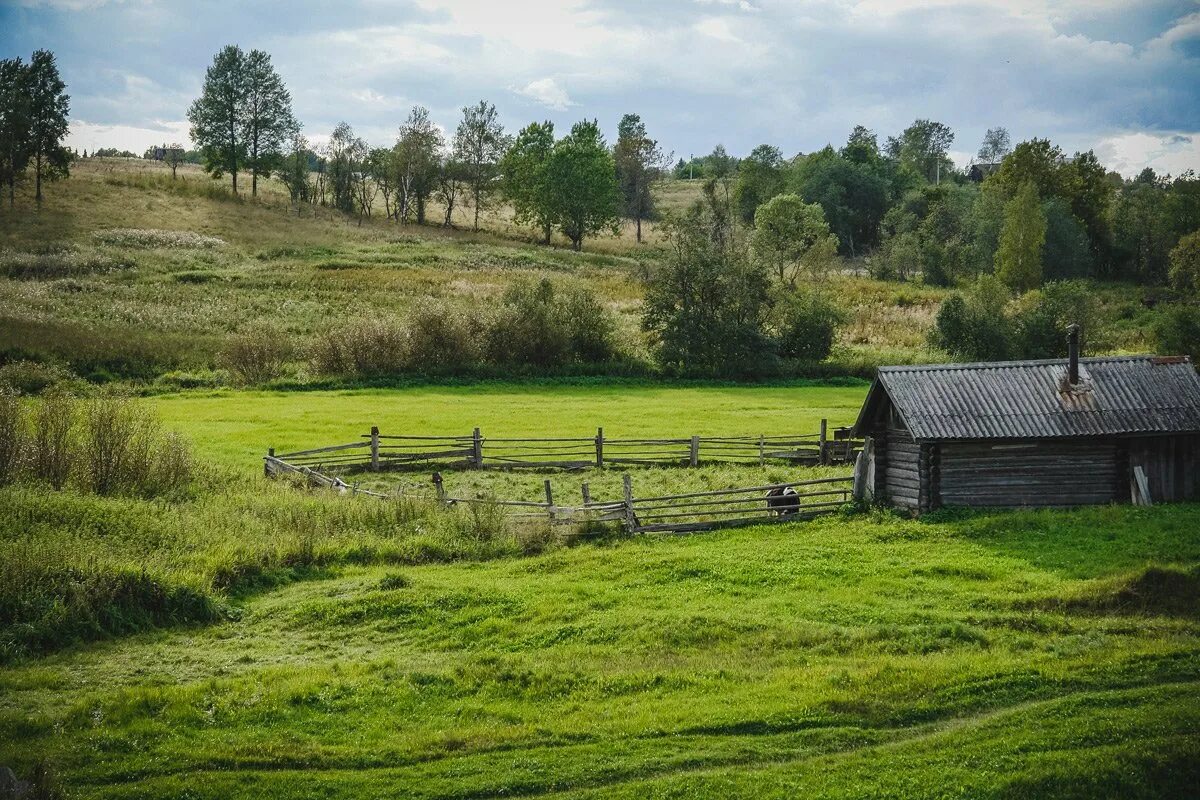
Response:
[310,318,408,378]
[486,279,573,367]
[0,360,77,394]
[1168,231,1200,294]
[1154,305,1200,361]
[81,395,192,496]
[774,289,845,362]
[31,392,75,489]
[405,302,482,372]
[0,247,134,280]
[1011,280,1101,359]
[560,284,617,363]
[0,390,23,487]
[220,325,292,385]
[930,277,1013,361]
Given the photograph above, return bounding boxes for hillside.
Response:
[5,158,1151,390]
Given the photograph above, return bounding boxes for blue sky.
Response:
[3,0,1199,177]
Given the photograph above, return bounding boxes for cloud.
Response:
[1092,130,1200,178]
[513,78,575,111]
[67,118,190,153]
[3,0,1199,177]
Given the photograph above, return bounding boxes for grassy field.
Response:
[1,160,1197,797]
[2,500,1198,797]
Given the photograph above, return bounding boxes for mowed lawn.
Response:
[147,383,869,470]
[2,505,1198,798]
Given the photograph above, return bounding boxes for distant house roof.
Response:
[967,162,1001,181]
[852,355,1200,441]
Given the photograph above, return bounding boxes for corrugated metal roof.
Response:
[854,355,1200,441]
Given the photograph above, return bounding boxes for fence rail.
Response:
[265,451,856,535]
[267,421,860,474]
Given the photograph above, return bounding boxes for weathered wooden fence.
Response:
[264,452,855,535]
[266,421,861,474]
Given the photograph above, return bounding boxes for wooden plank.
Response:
[277,441,371,458]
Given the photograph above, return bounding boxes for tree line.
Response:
[0,50,70,206]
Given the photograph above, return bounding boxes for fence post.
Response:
[432,472,446,505]
[689,435,700,468]
[819,419,828,466]
[472,427,483,469]
[595,427,604,469]
[370,426,380,471]
[758,435,765,467]
[544,479,555,522]
[622,473,635,532]
[581,482,592,506]
[265,448,274,477]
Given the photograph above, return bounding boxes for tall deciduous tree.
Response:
[277,132,312,209]
[977,127,1011,163]
[26,50,70,203]
[545,120,621,251]
[242,49,297,197]
[500,120,555,243]
[733,143,785,225]
[996,181,1046,292]
[188,45,249,194]
[614,113,670,242]
[453,100,509,231]
[752,193,839,286]
[395,106,443,225]
[164,143,186,179]
[0,57,31,207]
[886,119,954,184]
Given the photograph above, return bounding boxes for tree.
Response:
[395,106,443,225]
[544,120,621,251]
[242,49,297,197]
[643,199,775,376]
[995,181,1046,292]
[435,155,467,227]
[752,194,839,286]
[1168,230,1200,294]
[842,125,880,166]
[990,138,1066,199]
[26,50,70,203]
[977,127,1011,163]
[277,132,312,208]
[613,113,671,242]
[1061,150,1114,272]
[733,143,785,224]
[1041,197,1093,280]
[0,57,31,207]
[773,289,844,362]
[791,146,890,256]
[188,45,248,194]
[500,120,555,243]
[324,121,367,216]
[453,100,509,231]
[886,119,954,184]
[164,142,186,179]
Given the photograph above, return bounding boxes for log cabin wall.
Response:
[884,427,921,510]
[1128,434,1200,502]
[937,439,1121,508]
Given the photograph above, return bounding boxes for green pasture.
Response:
[147,383,869,471]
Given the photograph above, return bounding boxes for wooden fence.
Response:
[266,421,861,474]
[264,452,855,535]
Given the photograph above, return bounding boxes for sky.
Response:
[2,0,1200,178]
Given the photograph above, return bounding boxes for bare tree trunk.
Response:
[35,152,42,203]
[473,186,481,231]
[636,216,642,244]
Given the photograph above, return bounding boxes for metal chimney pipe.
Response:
[1067,323,1080,385]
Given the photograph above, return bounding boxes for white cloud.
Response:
[1092,130,1200,178]
[513,78,575,111]
[694,17,740,42]
[67,119,191,153]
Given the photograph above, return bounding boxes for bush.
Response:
[310,318,408,378]
[405,302,482,372]
[1154,305,1200,361]
[930,277,1013,361]
[0,390,22,487]
[485,278,618,368]
[774,290,844,362]
[0,360,78,394]
[81,395,193,497]
[31,391,75,489]
[1168,231,1200,294]
[220,325,292,385]
[1011,280,1101,359]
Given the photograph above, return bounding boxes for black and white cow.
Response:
[765,486,800,517]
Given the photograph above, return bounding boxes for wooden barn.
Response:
[851,328,1200,512]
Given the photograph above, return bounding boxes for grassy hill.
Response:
[0,160,1196,797]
